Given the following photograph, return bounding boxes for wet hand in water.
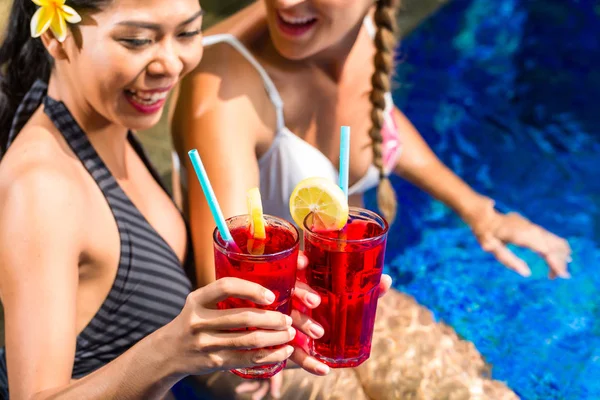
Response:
[235,252,393,399]
[470,201,572,279]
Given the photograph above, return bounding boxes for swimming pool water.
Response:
[372,0,600,398]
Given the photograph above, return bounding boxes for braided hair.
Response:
[368,0,400,223]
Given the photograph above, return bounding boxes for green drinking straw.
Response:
[188,149,237,249]
[339,126,350,199]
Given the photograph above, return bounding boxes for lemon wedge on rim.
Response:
[289,177,349,231]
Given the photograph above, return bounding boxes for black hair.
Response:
[0,0,109,155]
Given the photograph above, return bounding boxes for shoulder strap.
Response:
[203,34,285,131]
[6,79,48,149]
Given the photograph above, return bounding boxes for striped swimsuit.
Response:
[0,80,193,396]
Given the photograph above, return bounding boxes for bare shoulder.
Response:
[183,39,268,106]
[0,119,86,230]
[173,36,276,149]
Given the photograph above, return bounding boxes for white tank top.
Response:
[176,18,401,224]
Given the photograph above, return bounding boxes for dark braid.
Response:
[368,0,400,223]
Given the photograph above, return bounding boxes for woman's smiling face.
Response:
[60,0,204,130]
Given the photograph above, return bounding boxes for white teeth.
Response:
[128,90,168,105]
[279,13,316,25]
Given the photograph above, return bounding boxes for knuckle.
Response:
[251,349,271,364]
[247,330,261,346]
[248,330,267,347]
[194,333,212,352]
[240,311,255,327]
[228,332,249,348]
[481,241,494,253]
[216,278,235,296]
[185,291,198,307]
[189,315,206,332]
[479,235,497,253]
[206,352,224,370]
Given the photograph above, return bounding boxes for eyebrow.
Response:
[117,9,205,30]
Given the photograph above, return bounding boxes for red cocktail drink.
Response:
[213,215,299,379]
[303,207,388,368]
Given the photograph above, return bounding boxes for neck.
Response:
[47,71,129,172]
[307,18,365,82]
[259,16,366,83]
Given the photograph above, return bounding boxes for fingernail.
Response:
[288,327,297,339]
[264,290,276,303]
[520,269,531,278]
[306,293,320,306]
[309,324,325,338]
[518,263,532,277]
[285,345,294,356]
[559,271,571,279]
[316,364,330,375]
[285,315,293,326]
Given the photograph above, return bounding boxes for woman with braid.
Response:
[172,0,571,398]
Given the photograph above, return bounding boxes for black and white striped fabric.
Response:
[0,80,193,396]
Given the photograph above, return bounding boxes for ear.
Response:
[40,31,69,61]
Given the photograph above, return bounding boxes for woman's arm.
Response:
[0,152,295,399]
[391,107,570,277]
[171,45,336,381]
[391,107,490,221]
[172,44,273,287]
[0,164,178,399]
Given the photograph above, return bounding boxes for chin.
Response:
[272,39,315,61]
[121,112,164,132]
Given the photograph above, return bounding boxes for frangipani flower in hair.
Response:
[30,0,82,43]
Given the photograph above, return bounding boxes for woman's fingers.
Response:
[481,234,531,277]
[205,327,296,350]
[270,373,284,399]
[201,308,292,331]
[378,274,392,298]
[195,277,275,307]
[293,280,321,308]
[297,251,308,270]
[291,309,324,339]
[288,344,330,376]
[223,345,295,369]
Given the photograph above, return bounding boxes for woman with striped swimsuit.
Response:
[0,0,359,397]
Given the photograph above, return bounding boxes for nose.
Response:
[147,40,184,78]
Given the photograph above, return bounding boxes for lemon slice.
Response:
[247,187,266,240]
[247,238,266,256]
[289,177,349,231]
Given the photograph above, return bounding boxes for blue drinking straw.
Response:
[187,149,236,246]
[339,126,351,199]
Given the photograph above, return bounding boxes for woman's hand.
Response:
[162,277,297,378]
[468,198,572,279]
[288,253,392,375]
[236,253,393,398]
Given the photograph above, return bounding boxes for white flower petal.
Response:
[60,5,82,24]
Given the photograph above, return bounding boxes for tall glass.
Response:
[213,214,299,379]
[303,207,388,368]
